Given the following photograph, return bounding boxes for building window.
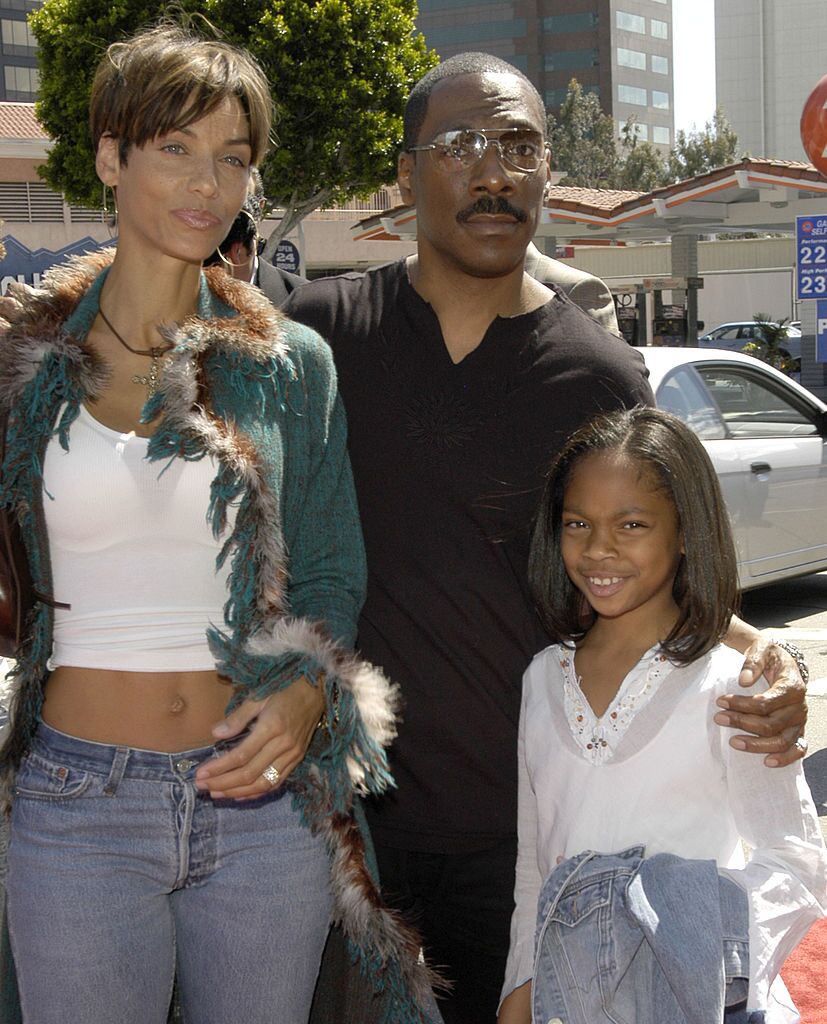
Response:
[544,49,599,72]
[651,19,668,39]
[652,125,671,145]
[618,83,648,106]
[616,11,646,33]
[2,0,40,10]
[651,54,669,74]
[617,47,646,70]
[652,90,670,109]
[542,12,599,33]
[1,18,36,56]
[651,0,667,3]
[4,64,39,100]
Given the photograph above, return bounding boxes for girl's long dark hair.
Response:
[529,407,739,664]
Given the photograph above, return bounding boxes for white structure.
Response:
[715,0,827,161]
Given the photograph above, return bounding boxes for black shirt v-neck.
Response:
[285,261,653,851]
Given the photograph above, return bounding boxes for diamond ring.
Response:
[261,764,281,785]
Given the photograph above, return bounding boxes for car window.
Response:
[656,366,726,439]
[715,327,741,341]
[696,364,821,438]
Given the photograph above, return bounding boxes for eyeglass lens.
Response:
[431,129,544,172]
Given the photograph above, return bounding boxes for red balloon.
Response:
[801,74,827,176]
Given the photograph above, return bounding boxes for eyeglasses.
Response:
[408,128,547,174]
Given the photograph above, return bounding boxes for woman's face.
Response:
[97,96,252,268]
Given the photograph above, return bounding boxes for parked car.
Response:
[698,321,802,365]
[641,347,827,590]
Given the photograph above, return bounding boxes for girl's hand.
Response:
[194,676,325,799]
[714,636,807,768]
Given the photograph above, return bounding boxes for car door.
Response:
[694,362,827,581]
[654,364,752,586]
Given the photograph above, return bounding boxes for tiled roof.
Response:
[546,186,643,210]
[0,102,47,140]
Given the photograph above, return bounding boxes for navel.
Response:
[169,695,187,715]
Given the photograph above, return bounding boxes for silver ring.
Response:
[261,764,281,785]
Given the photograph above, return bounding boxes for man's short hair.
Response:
[90,22,272,167]
[403,52,545,150]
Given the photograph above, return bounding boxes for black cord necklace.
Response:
[98,306,171,399]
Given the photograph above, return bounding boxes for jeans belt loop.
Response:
[103,745,130,796]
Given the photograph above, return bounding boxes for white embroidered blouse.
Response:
[502,643,827,1022]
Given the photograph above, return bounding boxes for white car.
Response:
[641,347,827,590]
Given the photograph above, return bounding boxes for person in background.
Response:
[205,166,307,306]
[285,52,809,1024]
[499,407,825,1023]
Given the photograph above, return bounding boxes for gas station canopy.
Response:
[352,158,827,243]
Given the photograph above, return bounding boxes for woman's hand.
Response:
[194,676,325,799]
[714,635,808,767]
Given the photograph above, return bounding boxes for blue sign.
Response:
[0,235,115,294]
[817,299,827,362]
[274,240,300,274]
[796,216,827,300]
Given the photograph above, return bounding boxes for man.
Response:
[286,54,807,1023]
[205,168,306,306]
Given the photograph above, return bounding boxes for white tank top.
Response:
[43,404,236,672]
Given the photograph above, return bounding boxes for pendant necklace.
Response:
[98,306,172,399]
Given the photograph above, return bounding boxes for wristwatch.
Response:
[768,639,810,686]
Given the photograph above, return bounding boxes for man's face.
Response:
[398,72,550,279]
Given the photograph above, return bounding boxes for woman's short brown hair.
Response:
[89,23,272,166]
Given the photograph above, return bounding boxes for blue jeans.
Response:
[7,722,332,1024]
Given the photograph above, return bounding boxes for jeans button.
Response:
[175,758,197,772]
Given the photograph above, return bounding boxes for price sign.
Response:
[796,215,827,299]
[817,299,827,362]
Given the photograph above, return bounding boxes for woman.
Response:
[0,23,437,1024]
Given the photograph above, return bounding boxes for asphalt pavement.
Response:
[741,570,827,843]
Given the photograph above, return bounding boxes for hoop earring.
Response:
[214,247,248,270]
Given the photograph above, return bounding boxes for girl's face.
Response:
[561,452,684,635]
[96,96,252,269]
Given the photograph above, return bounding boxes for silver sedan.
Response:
[641,347,827,591]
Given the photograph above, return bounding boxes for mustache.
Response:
[456,196,529,224]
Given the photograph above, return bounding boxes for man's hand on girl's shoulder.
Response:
[715,634,808,768]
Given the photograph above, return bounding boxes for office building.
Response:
[715,0,827,161]
[0,1,39,102]
[416,0,675,149]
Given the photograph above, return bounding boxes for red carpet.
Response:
[781,918,827,1023]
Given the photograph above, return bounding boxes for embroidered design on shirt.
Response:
[403,392,483,452]
[560,648,671,765]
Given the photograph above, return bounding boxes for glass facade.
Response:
[545,49,599,72]
[543,12,599,33]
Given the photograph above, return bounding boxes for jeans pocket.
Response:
[14,752,92,801]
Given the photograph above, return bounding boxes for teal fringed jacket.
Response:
[0,249,440,1023]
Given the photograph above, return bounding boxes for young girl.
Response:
[498,407,826,1024]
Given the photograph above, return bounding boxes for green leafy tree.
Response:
[547,79,620,188]
[30,0,437,248]
[547,83,740,193]
[665,108,739,182]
